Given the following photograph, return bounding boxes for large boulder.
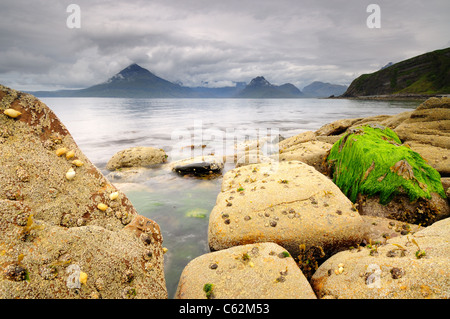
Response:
[0,85,167,298]
[106,146,167,170]
[311,217,450,299]
[325,124,448,225]
[207,161,367,263]
[175,242,317,299]
[393,97,450,175]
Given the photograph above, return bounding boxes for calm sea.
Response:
[41,97,419,298]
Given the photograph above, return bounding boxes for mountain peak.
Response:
[248,76,272,87]
[107,63,153,83]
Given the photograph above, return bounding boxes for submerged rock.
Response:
[175,242,317,299]
[0,85,167,298]
[106,146,167,170]
[311,217,450,299]
[208,161,367,261]
[326,124,448,225]
[170,155,224,178]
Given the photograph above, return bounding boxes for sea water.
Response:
[41,97,419,297]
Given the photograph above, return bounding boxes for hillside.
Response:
[343,47,450,97]
[302,81,347,98]
[235,76,303,98]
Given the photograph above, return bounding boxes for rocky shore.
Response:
[1,84,448,299]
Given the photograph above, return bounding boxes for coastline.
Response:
[329,93,450,102]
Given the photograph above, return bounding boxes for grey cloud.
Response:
[0,0,449,91]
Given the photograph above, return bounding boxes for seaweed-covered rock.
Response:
[175,242,317,299]
[326,124,448,225]
[208,161,367,261]
[311,217,450,299]
[106,146,167,170]
[0,85,167,298]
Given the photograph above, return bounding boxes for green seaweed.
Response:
[326,124,446,205]
[203,283,215,299]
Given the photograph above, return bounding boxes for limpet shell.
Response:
[97,203,108,211]
[55,148,68,156]
[72,160,84,167]
[79,271,88,285]
[109,192,119,200]
[65,150,75,159]
[3,108,22,118]
[65,168,76,180]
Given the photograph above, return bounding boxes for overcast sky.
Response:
[1,0,449,91]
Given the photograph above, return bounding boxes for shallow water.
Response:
[41,97,419,297]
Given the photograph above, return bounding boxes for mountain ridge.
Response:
[235,76,304,98]
[343,47,450,97]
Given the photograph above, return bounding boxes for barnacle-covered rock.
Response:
[0,84,167,298]
[208,161,367,260]
[311,217,450,299]
[175,242,317,299]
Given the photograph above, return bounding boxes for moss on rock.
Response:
[326,124,446,205]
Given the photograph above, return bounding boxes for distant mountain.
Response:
[190,82,247,98]
[33,63,195,98]
[302,81,348,98]
[235,76,303,98]
[343,47,450,97]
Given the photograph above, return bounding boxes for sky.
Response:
[0,0,449,91]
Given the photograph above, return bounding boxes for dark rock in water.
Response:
[173,161,222,177]
[170,156,224,178]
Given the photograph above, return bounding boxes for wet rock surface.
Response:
[0,85,167,298]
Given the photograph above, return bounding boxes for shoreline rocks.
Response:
[0,85,167,298]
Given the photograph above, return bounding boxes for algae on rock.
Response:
[326,124,446,205]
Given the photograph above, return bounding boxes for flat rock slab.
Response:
[208,161,367,258]
[311,217,450,299]
[175,242,317,299]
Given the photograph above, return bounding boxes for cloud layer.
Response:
[1,0,449,91]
